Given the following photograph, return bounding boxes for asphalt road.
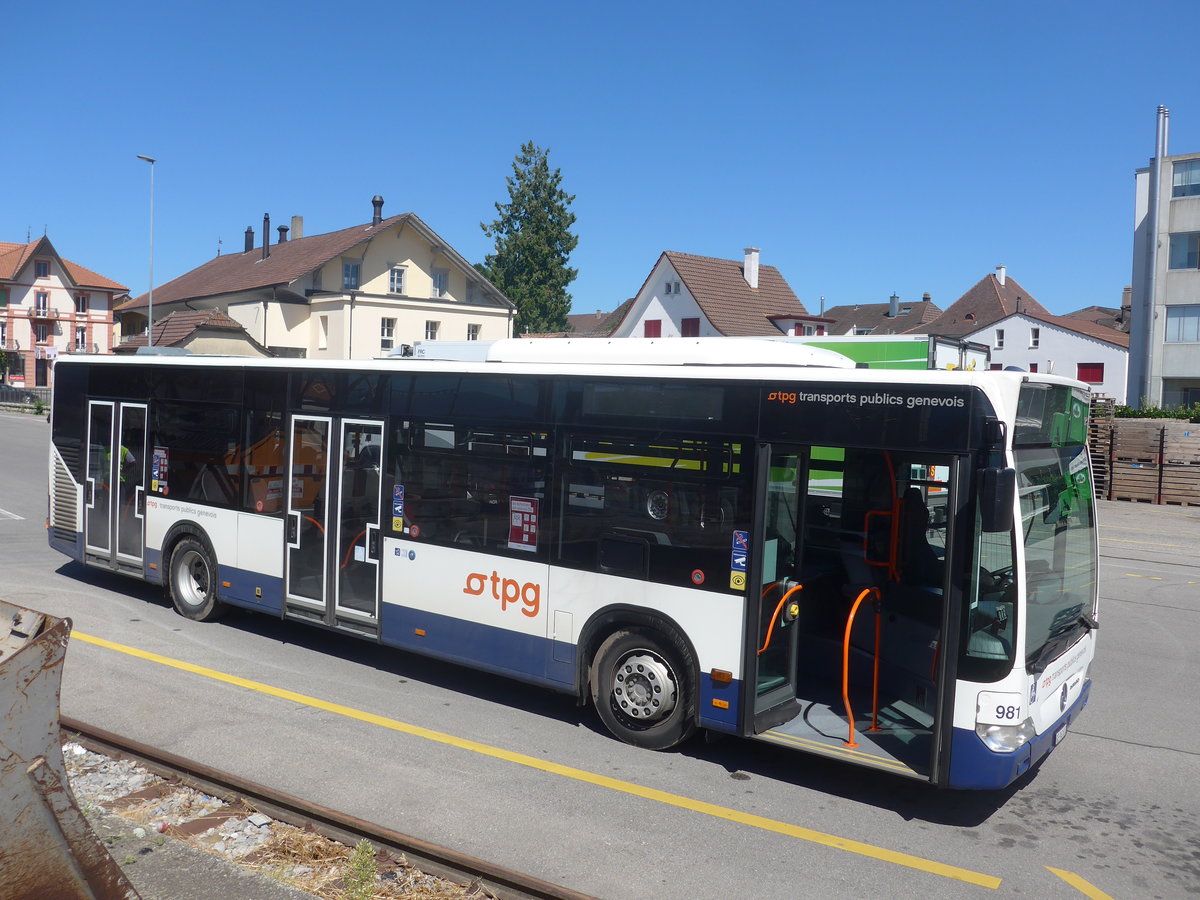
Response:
[2,410,1197,899]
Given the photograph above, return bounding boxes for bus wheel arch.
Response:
[583,610,699,750]
[164,525,227,622]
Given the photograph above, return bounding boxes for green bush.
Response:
[1113,403,1200,420]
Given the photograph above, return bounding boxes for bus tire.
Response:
[591,627,697,750]
[167,537,227,622]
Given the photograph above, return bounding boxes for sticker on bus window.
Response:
[393,484,405,517]
[508,497,539,552]
[151,446,168,493]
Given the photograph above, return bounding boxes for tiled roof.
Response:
[821,300,942,335]
[903,273,1049,336]
[661,251,809,336]
[0,238,127,291]
[1063,305,1129,334]
[115,309,252,351]
[568,298,634,337]
[118,215,411,310]
[1023,311,1130,348]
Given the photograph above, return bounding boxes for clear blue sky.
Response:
[6,1,1198,318]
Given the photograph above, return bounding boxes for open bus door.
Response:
[83,400,147,575]
[750,443,958,779]
[284,416,385,635]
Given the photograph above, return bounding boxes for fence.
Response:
[1092,415,1200,506]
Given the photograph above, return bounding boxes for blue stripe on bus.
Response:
[218,565,283,614]
[380,604,577,688]
[947,679,1091,789]
[698,673,740,732]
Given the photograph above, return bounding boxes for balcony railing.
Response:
[31,307,60,319]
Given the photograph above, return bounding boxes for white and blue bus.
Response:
[47,339,1098,789]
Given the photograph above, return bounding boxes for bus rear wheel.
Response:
[168,537,226,622]
[591,627,696,750]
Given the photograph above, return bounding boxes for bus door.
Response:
[285,416,385,631]
[84,400,147,573]
[752,444,808,726]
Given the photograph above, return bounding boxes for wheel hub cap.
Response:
[613,652,677,722]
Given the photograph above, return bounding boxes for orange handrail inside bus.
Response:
[303,515,325,536]
[757,583,804,655]
[341,529,367,569]
[842,586,882,747]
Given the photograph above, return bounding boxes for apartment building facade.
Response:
[0,236,126,387]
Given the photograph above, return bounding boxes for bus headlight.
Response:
[976,718,1036,753]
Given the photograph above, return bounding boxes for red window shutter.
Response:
[1076,362,1104,383]
[644,319,662,338]
[1028,363,1038,373]
[681,318,699,337]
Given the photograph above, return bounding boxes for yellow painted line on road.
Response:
[1123,573,1163,580]
[1102,537,1190,548]
[1046,866,1114,899]
[72,630,1001,889]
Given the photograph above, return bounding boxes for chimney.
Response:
[888,292,899,317]
[291,215,304,239]
[277,225,289,243]
[743,247,760,289]
[922,292,931,302]
[371,195,384,226]
[996,264,1007,286]
[244,226,254,253]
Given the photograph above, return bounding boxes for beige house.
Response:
[117,197,514,359]
[0,236,127,387]
[114,310,271,356]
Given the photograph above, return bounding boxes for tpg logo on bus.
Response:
[463,571,541,618]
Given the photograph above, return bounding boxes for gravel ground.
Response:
[62,741,492,899]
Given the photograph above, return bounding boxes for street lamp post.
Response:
[136,155,156,346]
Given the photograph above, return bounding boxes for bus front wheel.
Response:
[168,537,227,622]
[591,627,697,750]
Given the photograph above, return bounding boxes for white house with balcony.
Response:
[0,236,126,388]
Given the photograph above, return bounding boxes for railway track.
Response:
[60,716,596,900]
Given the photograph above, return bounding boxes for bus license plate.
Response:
[1053,725,1068,746]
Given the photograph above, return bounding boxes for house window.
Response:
[995,328,1005,349]
[1173,159,1200,198]
[35,323,48,343]
[342,262,360,290]
[681,317,700,337]
[853,327,872,335]
[35,260,49,278]
[35,292,49,314]
[1028,363,1038,373]
[1029,327,1040,348]
[643,319,662,338]
[75,326,87,350]
[431,268,449,298]
[1166,305,1200,343]
[0,288,8,307]
[75,294,89,314]
[0,322,6,348]
[425,320,440,340]
[317,314,329,350]
[1077,363,1104,384]
[389,266,406,294]
[1169,233,1200,270]
[380,317,395,352]
[467,323,481,341]
[664,281,681,295]
[989,363,1003,371]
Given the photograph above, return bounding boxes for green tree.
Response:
[479,141,578,335]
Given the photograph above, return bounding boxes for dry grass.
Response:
[236,821,497,899]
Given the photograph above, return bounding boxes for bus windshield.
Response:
[1013,383,1099,672]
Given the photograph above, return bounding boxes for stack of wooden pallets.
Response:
[1088,395,1115,498]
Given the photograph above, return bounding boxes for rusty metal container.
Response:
[0,601,139,899]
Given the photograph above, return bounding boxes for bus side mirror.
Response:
[979,467,1016,533]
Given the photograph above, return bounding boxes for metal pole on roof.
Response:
[136,155,156,345]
